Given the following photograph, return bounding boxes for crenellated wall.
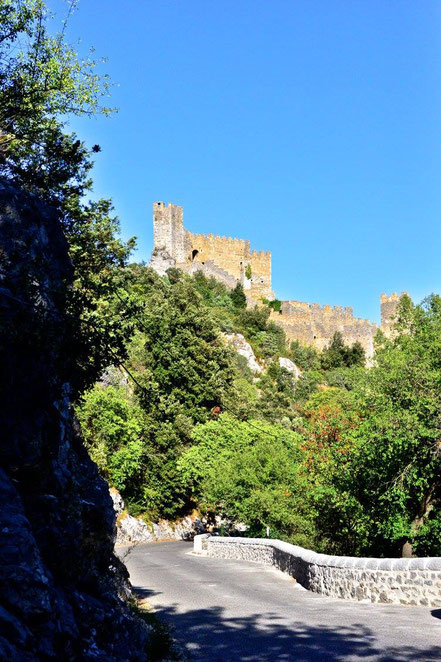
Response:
[150,202,408,359]
[151,202,273,299]
[271,301,378,357]
[188,232,250,280]
[380,292,408,335]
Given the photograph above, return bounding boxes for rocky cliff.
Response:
[0,182,150,660]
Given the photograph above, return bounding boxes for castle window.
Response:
[191,249,199,262]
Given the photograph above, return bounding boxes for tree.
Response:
[321,332,365,370]
[304,295,441,557]
[230,283,247,309]
[178,414,315,546]
[0,0,135,393]
[290,340,320,371]
[347,295,441,556]
[90,266,238,518]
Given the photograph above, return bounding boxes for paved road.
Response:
[119,541,441,661]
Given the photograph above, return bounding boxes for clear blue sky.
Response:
[52,0,441,322]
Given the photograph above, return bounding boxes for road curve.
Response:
[119,541,441,661]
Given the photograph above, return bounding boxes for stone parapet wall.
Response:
[270,301,378,358]
[194,535,441,607]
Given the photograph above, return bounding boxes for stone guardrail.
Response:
[193,534,441,607]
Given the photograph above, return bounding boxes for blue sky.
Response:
[52,0,441,322]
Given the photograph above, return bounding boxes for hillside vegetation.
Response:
[76,267,441,558]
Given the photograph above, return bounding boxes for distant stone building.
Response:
[149,201,407,359]
[150,201,273,300]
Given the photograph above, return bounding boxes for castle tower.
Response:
[380,292,409,335]
[153,202,189,263]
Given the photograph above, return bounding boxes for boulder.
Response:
[278,357,301,380]
[224,333,263,373]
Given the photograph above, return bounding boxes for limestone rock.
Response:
[110,487,125,515]
[116,511,206,545]
[278,357,301,380]
[149,247,176,276]
[224,333,263,373]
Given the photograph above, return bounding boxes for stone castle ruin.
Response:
[150,202,406,358]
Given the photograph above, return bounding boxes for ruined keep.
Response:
[149,202,406,358]
[150,201,273,300]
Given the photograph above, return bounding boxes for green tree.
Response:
[230,282,247,309]
[290,340,320,371]
[76,383,149,502]
[347,295,441,556]
[103,267,238,517]
[303,295,441,557]
[179,414,315,546]
[0,0,134,394]
[321,332,365,370]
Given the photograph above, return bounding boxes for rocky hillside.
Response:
[0,182,151,660]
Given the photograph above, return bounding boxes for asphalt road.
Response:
[118,541,441,661]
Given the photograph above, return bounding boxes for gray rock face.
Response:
[0,182,150,660]
[278,357,301,380]
[110,487,125,515]
[112,490,244,544]
[224,333,262,373]
[111,491,208,544]
[149,248,176,276]
[117,513,206,544]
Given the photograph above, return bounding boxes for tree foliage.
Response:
[0,0,135,393]
[179,414,315,546]
[320,332,365,370]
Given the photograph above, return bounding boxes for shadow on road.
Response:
[133,590,441,661]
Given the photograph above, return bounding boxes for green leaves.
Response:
[178,414,316,545]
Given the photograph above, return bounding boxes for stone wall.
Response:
[381,292,408,335]
[153,201,190,263]
[248,249,272,298]
[194,535,441,607]
[186,260,239,290]
[270,301,378,358]
[150,201,407,358]
[150,202,273,300]
[188,232,249,279]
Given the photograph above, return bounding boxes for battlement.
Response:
[150,200,407,361]
[189,232,248,246]
[380,291,409,333]
[250,249,271,257]
[380,292,406,303]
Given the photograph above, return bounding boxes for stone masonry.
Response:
[149,202,408,359]
[151,201,273,300]
[194,535,441,607]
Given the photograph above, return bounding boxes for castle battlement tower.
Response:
[153,201,189,264]
[150,201,408,361]
[151,201,273,300]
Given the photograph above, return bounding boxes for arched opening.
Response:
[191,249,199,262]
